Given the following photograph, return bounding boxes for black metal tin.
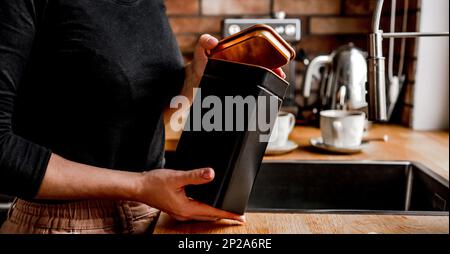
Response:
[174,59,289,214]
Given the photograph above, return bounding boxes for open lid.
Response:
[208,24,296,70]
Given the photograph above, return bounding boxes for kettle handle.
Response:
[302,55,332,98]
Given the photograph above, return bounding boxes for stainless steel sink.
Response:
[247,161,449,216]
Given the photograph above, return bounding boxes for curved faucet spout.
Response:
[367,0,388,121]
[372,0,384,33]
[367,0,449,122]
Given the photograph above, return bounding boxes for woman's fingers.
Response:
[189,216,220,222]
[273,68,286,79]
[187,199,246,223]
[155,167,245,223]
[174,168,245,222]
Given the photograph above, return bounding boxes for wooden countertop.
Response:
[157,124,449,234]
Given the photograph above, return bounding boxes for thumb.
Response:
[194,34,218,61]
[191,34,219,81]
[197,34,219,51]
[177,168,215,187]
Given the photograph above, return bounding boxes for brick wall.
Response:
[165,0,420,126]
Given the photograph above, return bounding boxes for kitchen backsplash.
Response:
[164,0,420,126]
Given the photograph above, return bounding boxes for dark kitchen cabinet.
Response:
[0,194,13,225]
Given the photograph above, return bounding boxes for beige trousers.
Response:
[0,199,160,234]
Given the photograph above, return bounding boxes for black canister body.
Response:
[174,59,289,214]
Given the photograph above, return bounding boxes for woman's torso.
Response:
[13,0,184,172]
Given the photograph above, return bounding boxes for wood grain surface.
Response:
[159,124,449,234]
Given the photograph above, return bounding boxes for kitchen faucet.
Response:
[368,0,449,121]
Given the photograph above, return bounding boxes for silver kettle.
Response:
[302,44,368,112]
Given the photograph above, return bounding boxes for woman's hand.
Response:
[136,167,245,222]
[36,154,244,223]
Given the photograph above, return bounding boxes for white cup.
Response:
[320,110,366,148]
[269,112,296,148]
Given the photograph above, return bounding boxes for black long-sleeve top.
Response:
[0,0,184,199]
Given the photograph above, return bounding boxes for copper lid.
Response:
[209,24,296,70]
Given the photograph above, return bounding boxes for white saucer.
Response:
[310,137,366,154]
[265,140,299,156]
